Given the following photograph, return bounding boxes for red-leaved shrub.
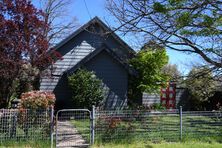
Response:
[20,91,55,109]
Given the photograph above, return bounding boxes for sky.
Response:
[32,0,200,75]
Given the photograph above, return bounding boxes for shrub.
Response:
[68,69,104,109]
[151,103,166,111]
[18,91,55,137]
[20,91,55,109]
[96,115,136,143]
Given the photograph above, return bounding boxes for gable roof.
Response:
[53,16,135,54]
[65,44,136,76]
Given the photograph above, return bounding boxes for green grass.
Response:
[111,115,220,142]
[70,114,222,144]
[183,116,222,137]
[92,141,222,148]
[0,125,51,147]
[0,140,50,148]
[1,140,222,148]
[0,114,220,147]
[94,115,179,143]
[71,119,91,142]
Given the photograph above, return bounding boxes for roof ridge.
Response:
[53,16,135,53]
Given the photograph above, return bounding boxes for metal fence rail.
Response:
[95,110,180,142]
[0,109,52,143]
[0,107,221,146]
[94,109,222,143]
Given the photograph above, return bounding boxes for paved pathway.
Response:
[56,121,89,148]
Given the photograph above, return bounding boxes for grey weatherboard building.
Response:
[40,17,135,110]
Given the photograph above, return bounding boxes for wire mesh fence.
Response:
[183,111,222,140]
[1,107,222,146]
[56,109,91,147]
[0,108,52,143]
[94,109,222,143]
[95,110,180,143]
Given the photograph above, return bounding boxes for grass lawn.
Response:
[70,113,222,144]
[1,141,221,148]
[71,119,91,142]
[0,140,51,148]
[92,141,222,148]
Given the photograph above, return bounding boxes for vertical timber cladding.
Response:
[56,109,91,147]
[161,82,176,109]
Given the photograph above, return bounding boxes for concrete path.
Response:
[56,121,89,148]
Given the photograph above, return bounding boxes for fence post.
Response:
[50,106,54,148]
[91,105,95,145]
[179,106,183,141]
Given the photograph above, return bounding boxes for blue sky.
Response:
[32,0,200,75]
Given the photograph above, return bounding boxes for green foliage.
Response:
[107,0,222,71]
[176,12,192,28]
[68,69,104,109]
[151,103,166,111]
[130,43,169,93]
[184,67,217,110]
[169,0,185,5]
[157,1,222,37]
[202,15,214,27]
[128,42,168,106]
[153,2,167,13]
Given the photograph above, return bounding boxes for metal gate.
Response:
[55,109,92,147]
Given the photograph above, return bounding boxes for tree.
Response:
[162,64,182,82]
[39,0,79,46]
[128,41,168,104]
[106,0,222,74]
[184,67,217,110]
[68,69,104,109]
[0,0,59,108]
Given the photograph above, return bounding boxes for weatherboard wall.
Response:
[84,50,128,109]
[40,29,131,109]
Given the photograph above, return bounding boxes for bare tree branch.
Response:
[39,0,79,46]
[106,0,222,72]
